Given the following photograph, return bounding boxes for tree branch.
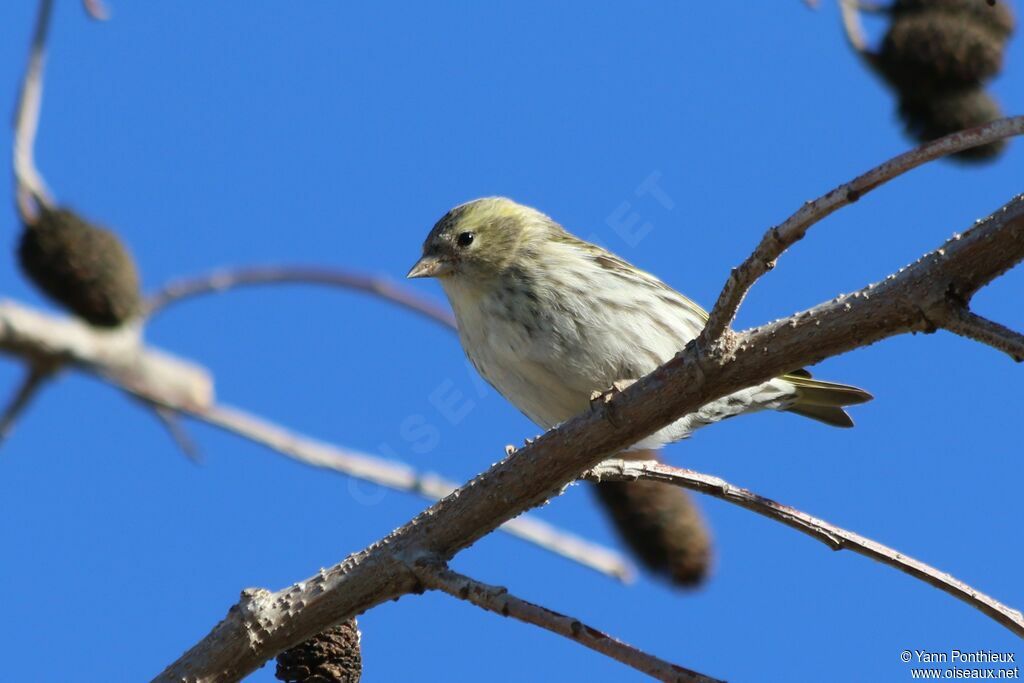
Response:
[699,116,1024,343]
[144,266,456,331]
[186,402,633,581]
[0,300,213,409]
[12,0,56,223]
[154,185,1024,682]
[412,560,720,683]
[934,306,1024,363]
[0,296,629,579]
[0,297,631,580]
[0,360,57,444]
[584,459,1024,638]
[837,0,870,55]
[82,0,109,20]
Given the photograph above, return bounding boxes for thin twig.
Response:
[838,0,871,55]
[585,459,1024,638]
[82,0,110,20]
[153,406,203,463]
[937,306,1024,362]
[0,362,56,443]
[144,266,456,330]
[184,402,634,582]
[13,0,56,223]
[413,561,720,683]
[699,115,1024,344]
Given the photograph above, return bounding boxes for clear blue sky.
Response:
[1,3,1021,682]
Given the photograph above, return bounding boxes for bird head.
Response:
[407,197,559,283]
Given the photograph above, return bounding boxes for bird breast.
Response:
[442,264,708,432]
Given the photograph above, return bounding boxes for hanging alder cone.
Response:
[871,0,1015,162]
[890,0,1015,38]
[18,206,142,327]
[879,12,1006,87]
[899,87,1008,160]
[276,620,362,683]
[591,450,713,587]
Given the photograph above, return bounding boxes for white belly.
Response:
[442,267,794,448]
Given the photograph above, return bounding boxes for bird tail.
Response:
[781,369,873,428]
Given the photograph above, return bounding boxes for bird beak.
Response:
[407,255,453,279]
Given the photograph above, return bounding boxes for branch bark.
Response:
[699,116,1024,343]
[154,186,1024,681]
[933,306,1024,362]
[585,459,1024,637]
[413,561,721,683]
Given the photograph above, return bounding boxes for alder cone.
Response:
[891,0,1015,40]
[898,87,1007,161]
[18,207,141,327]
[879,12,1005,87]
[592,470,713,588]
[276,620,362,683]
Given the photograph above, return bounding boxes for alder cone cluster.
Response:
[18,207,141,327]
[875,0,1015,161]
[276,620,362,683]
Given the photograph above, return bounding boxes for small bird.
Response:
[408,197,872,451]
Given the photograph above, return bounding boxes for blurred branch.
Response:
[0,361,57,443]
[187,402,633,581]
[82,0,110,20]
[153,406,203,464]
[585,459,1024,638]
[0,297,629,578]
[12,0,56,223]
[156,183,1024,682]
[145,266,456,331]
[837,0,870,55]
[412,560,719,683]
[699,116,1024,344]
[0,300,212,409]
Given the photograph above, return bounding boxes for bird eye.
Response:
[456,232,475,247]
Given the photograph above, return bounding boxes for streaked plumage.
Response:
[409,197,871,450]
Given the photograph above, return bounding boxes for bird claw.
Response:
[589,379,635,409]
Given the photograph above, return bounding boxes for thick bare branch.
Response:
[585,459,1024,638]
[935,306,1024,362]
[413,561,720,683]
[13,0,56,222]
[145,266,456,331]
[699,116,1024,343]
[188,402,633,581]
[0,300,212,409]
[155,191,1024,682]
